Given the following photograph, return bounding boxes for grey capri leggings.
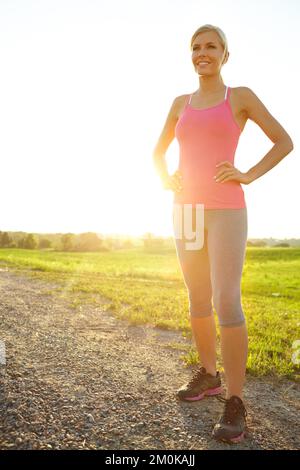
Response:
[173,206,248,328]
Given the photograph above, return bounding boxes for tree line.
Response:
[0,231,292,251]
[0,231,167,251]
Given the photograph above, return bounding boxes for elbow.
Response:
[287,141,294,155]
[152,152,159,164]
[276,135,294,153]
[152,146,164,161]
[152,144,159,159]
[285,134,294,152]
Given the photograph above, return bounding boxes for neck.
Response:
[197,75,225,95]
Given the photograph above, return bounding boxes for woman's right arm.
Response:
[152,95,185,193]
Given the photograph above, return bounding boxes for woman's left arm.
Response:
[215,87,294,184]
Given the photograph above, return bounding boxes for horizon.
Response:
[1,228,300,242]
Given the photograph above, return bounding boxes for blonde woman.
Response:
[153,24,293,444]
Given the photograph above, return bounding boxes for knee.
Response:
[219,318,246,328]
[213,291,245,326]
[213,290,241,313]
[190,308,213,319]
[188,290,213,318]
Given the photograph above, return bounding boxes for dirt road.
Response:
[0,267,299,450]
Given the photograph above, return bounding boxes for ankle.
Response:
[226,393,243,400]
[204,367,217,377]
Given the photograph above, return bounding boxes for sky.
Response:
[0,0,299,239]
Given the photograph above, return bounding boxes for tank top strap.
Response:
[225,86,230,101]
[185,88,229,107]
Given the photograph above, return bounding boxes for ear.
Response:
[223,51,229,65]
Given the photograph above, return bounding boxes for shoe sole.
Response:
[178,386,223,401]
[213,431,245,444]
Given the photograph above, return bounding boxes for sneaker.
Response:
[176,366,223,401]
[212,395,248,444]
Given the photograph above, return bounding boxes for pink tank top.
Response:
[174,86,246,209]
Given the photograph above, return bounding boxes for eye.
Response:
[192,45,216,50]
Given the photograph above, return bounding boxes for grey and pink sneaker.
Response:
[176,366,223,401]
[212,395,248,444]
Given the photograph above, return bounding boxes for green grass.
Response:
[0,247,299,380]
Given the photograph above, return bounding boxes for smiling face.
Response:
[191,30,229,76]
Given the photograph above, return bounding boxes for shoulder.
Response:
[172,94,190,119]
[231,87,293,144]
[173,94,190,108]
[230,86,255,98]
[230,86,262,117]
[176,93,190,102]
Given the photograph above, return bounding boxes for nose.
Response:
[194,51,209,58]
[194,56,210,64]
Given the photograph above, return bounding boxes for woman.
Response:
[152,24,293,444]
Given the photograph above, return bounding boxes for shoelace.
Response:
[188,367,206,387]
[216,395,248,423]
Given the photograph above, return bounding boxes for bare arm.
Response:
[242,87,294,183]
[215,87,294,185]
[152,96,182,182]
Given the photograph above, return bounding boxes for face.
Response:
[191,30,229,76]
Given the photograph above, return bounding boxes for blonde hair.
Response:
[190,24,228,62]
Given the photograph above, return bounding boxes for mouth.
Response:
[196,61,211,66]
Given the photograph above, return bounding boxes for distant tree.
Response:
[0,231,12,247]
[61,233,74,251]
[122,239,133,249]
[104,238,114,250]
[18,237,25,248]
[75,232,103,252]
[112,239,122,249]
[17,233,38,250]
[39,238,52,249]
[143,233,165,250]
[143,232,154,249]
[247,240,267,247]
[256,241,267,247]
[153,237,165,248]
[23,234,37,249]
[274,243,290,247]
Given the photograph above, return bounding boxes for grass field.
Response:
[0,247,299,381]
